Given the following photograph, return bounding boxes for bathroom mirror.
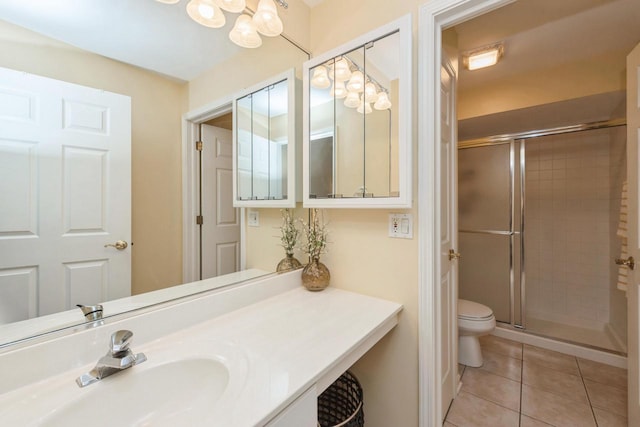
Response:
[303,14,412,208]
[234,69,301,207]
[0,2,308,349]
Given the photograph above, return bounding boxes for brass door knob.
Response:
[104,240,128,251]
[615,256,635,270]
[449,249,461,261]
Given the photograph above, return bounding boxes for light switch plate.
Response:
[248,209,260,227]
[389,213,412,239]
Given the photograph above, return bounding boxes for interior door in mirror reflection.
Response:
[200,124,240,280]
[0,67,131,324]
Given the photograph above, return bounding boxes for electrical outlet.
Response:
[389,213,412,239]
[248,209,259,227]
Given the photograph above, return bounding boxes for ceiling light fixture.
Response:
[374,91,392,110]
[330,81,348,99]
[310,55,392,111]
[229,14,262,48]
[311,66,331,89]
[463,43,504,71]
[186,0,225,28]
[252,0,283,37]
[156,0,287,48]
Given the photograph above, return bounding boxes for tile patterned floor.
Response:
[444,335,628,427]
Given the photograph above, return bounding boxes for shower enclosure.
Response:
[458,121,628,353]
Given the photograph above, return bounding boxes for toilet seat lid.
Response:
[458,299,493,320]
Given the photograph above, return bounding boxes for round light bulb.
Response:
[198,3,215,18]
[187,0,225,28]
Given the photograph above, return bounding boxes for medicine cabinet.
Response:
[302,15,412,208]
[233,68,301,208]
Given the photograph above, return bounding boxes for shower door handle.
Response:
[615,256,635,270]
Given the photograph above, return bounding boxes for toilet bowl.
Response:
[458,299,496,367]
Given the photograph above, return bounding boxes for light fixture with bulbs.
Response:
[156,0,287,49]
[462,42,504,71]
[310,56,392,113]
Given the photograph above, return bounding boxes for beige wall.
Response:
[458,50,628,120]
[308,2,423,426]
[188,38,309,110]
[0,20,187,295]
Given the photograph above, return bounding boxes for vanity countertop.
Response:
[0,281,402,426]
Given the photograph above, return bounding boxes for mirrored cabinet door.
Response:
[303,15,412,208]
[233,69,300,208]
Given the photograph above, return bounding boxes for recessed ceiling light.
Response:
[463,43,504,71]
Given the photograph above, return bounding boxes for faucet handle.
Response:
[110,330,133,354]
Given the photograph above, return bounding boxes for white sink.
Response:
[42,358,229,427]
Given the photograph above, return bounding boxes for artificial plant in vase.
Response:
[300,208,330,291]
[276,209,302,272]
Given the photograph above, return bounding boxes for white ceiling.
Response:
[452,0,640,91]
[0,0,254,82]
[1,0,637,87]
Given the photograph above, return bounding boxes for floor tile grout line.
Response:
[576,355,600,427]
[459,388,521,415]
[521,356,582,379]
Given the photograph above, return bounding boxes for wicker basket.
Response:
[317,371,364,427]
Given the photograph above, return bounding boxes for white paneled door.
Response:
[0,67,131,323]
[201,124,240,279]
[440,58,458,419]
[626,42,640,425]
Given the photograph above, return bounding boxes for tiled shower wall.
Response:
[525,127,625,331]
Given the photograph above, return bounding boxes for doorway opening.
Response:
[182,101,244,284]
[419,0,640,425]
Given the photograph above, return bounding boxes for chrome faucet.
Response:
[77,304,103,322]
[76,330,147,388]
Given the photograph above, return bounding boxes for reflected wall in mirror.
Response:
[0,1,308,349]
[234,70,299,207]
[303,15,412,208]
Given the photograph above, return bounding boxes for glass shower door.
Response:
[458,142,517,324]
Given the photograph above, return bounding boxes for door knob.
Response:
[449,249,461,261]
[615,256,635,270]
[104,240,128,251]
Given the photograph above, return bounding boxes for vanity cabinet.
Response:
[266,386,317,427]
[302,15,412,208]
[233,69,301,208]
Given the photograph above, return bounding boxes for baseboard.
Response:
[605,322,628,354]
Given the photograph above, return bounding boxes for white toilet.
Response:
[458,299,496,367]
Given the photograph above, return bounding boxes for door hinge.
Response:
[195,140,203,151]
[196,215,203,225]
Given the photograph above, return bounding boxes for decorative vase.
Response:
[276,253,302,272]
[301,257,330,291]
